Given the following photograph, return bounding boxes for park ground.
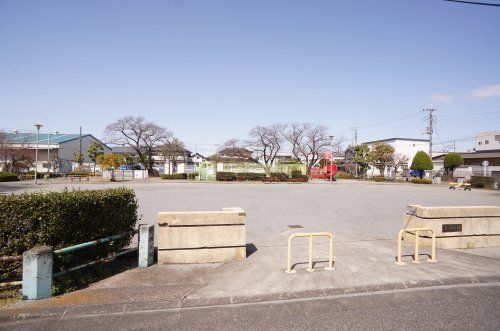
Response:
[1,180,500,330]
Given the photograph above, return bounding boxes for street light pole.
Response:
[329,135,334,184]
[34,124,43,184]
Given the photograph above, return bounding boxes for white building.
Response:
[362,137,430,178]
[475,131,500,152]
[1,132,110,173]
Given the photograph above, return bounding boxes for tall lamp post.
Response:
[34,124,43,184]
[329,135,334,184]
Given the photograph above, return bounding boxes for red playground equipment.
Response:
[310,152,338,180]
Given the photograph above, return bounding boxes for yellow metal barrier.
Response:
[285,232,334,273]
[396,227,437,265]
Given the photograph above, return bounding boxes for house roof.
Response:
[110,146,138,154]
[362,137,429,145]
[4,132,109,148]
[218,147,252,156]
[432,151,500,160]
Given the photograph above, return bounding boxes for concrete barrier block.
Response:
[403,205,500,249]
[158,225,245,249]
[158,247,246,264]
[414,206,500,218]
[158,207,246,264]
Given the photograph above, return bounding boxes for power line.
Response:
[356,112,420,129]
[444,0,500,7]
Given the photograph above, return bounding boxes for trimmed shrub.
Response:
[444,152,463,171]
[188,173,198,180]
[216,172,266,181]
[470,176,494,189]
[411,178,432,184]
[0,188,138,285]
[161,173,188,180]
[270,172,289,182]
[216,172,237,181]
[287,175,309,183]
[410,151,433,178]
[373,176,386,182]
[335,171,355,179]
[235,173,266,181]
[0,172,18,182]
[291,170,303,179]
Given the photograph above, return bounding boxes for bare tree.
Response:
[159,137,185,175]
[390,153,409,179]
[283,123,345,175]
[282,123,311,160]
[247,123,285,176]
[0,131,33,173]
[222,138,240,149]
[104,116,172,174]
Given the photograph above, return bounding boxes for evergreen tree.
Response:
[410,151,433,179]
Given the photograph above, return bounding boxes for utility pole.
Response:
[351,127,358,177]
[79,126,82,156]
[34,124,43,184]
[352,126,358,146]
[423,104,435,158]
[453,140,456,152]
[329,135,334,184]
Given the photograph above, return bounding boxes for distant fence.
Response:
[102,170,148,180]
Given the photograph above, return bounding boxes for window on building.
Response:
[478,142,482,145]
[485,140,489,145]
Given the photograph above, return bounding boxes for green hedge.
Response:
[373,176,386,182]
[0,172,19,182]
[0,188,138,285]
[470,176,494,189]
[216,172,266,181]
[161,173,188,180]
[411,178,432,184]
[263,174,308,183]
[216,172,237,181]
[336,171,356,179]
[270,172,289,182]
[235,173,266,181]
[188,173,198,180]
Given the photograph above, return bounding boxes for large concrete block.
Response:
[158,207,246,264]
[158,247,246,264]
[408,205,500,218]
[158,225,245,249]
[402,205,500,249]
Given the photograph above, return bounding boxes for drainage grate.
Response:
[287,225,303,229]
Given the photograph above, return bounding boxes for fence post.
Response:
[22,246,53,300]
[139,225,155,268]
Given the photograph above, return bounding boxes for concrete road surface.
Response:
[2,283,499,330]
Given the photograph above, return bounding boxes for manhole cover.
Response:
[287,225,303,229]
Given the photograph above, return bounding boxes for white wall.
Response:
[365,139,430,177]
[475,131,500,152]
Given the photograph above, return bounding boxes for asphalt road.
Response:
[2,283,499,330]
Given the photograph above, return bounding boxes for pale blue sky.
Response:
[1,0,499,155]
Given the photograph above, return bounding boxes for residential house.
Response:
[207,147,264,173]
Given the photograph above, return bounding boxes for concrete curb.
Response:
[2,275,499,323]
